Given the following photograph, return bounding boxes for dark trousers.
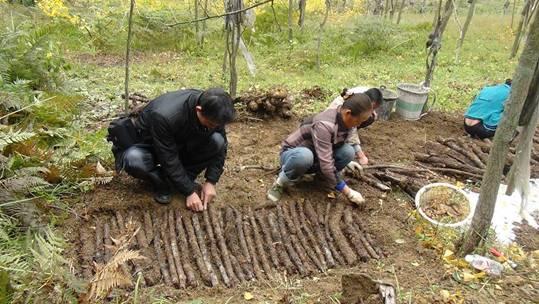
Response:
[118,133,225,190]
[464,121,496,139]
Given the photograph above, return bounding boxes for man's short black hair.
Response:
[365,88,383,106]
[199,88,236,125]
[505,78,512,86]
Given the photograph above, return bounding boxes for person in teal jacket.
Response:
[464,79,512,139]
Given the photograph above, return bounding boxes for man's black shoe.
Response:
[154,190,172,204]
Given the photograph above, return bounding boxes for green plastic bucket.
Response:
[396,83,430,120]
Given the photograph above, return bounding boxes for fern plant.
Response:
[0,128,35,151]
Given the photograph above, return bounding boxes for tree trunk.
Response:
[317,0,330,70]
[455,0,477,64]
[373,0,384,15]
[201,0,208,45]
[389,0,396,21]
[432,0,442,27]
[384,0,390,18]
[504,0,511,15]
[458,10,539,256]
[124,0,135,114]
[424,0,454,88]
[396,0,406,24]
[288,0,293,41]
[512,0,517,29]
[223,0,242,97]
[510,0,533,58]
[298,0,307,28]
[195,0,201,45]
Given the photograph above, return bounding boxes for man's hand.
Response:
[342,186,365,205]
[201,182,217,210]
[186,192,204,212]
[356,151,369,165]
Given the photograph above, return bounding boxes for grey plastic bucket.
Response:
[396,83,429,120]
[375,86,398,120]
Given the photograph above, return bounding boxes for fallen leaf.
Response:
[95,161,107,175]
[327,192,336,199]
[244,292,254,300]
[440,289,450,301]
[395,239,405,244]
[411,262,420,267]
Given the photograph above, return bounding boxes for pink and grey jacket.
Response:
[281,106,357,188]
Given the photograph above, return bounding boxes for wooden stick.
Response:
[129,210,148,248]
[115,210,126,232]
[174,210,198,287]
[160,213,180,287]
[353,213,385,258]
[360,173,392,191]
[235,209,253,271]
[103,221,112,262]
[321,202,346,266]
[328,202,357,265]
[151,211,171,285]
[266,211,296,274]
[183,213,213,286]
[192,214,219,287]
[456,138,486,168]
[304,201,335,268]
[298,201,328,271]
[95,217,104,264]
[248,207,273,278]
[289,202,325,272]
[167,210,186,289]
[272,210,306,275]
[210,207,239,285]
[280,205,315,274]
[342,209,370,262]
[243,220,265,280]
[143,211,154,244]
[203,209,232,287]
[224,208,253,280]
[254,211,281,270]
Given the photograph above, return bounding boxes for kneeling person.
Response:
[267,93,373,205]
[109,88,235,211]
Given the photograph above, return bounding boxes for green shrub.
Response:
[0,22,69,91]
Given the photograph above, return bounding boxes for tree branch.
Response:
[167,0,273,27]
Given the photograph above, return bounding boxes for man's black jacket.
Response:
[135,89,227,196]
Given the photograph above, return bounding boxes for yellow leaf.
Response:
[440,290,450,301]
[443,249,454,258]
[411,262,420,267]
[495,284,502,290]
[327,192,336,199]
[462,270,476,282]
[244,292,254,301]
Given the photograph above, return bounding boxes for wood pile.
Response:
[79,202,381,289]
[235,86,294,119]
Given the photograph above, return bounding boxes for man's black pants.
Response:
[117,133,225,190]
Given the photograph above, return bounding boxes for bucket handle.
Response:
[420,90,437,119]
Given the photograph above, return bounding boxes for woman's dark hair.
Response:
[365,88,383,106]
[340,88,350,98]
[505,78,512,86]
[199,88,236,125]
[342,93,372,116]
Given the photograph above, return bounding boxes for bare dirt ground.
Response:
[64,111,539,303]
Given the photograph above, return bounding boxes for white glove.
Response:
[345,161,364,178]
[345,188,365,205]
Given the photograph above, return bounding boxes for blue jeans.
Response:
[279,144,355,181]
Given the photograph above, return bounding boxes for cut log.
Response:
[304,201,335,268]
[160,214,180,287]
[243,220,265,280]
[192,214,219,287]
[103,221,112,262]
[279,205,315,274]
[174,210,198,287]
[342,208,370,262]
[80,223,94,278]
[328,202,357,265]
[203,210,231,287]
[167,210,186,289]
[289,202,325,272]
[151,211,171,285]
[254,211,281,270]
[266,211,296,274]
[224,208,254,280]
[297,201,328,271]
[143,211,154,244]
[248,207,273,278]
[209,207,238,285]
[183,213,213,286]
